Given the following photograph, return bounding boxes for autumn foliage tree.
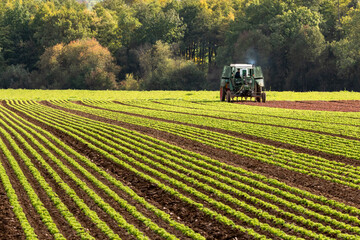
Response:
[1,0,360,91]
[37,38,119,89]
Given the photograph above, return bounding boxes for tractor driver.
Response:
[235,69,241,78]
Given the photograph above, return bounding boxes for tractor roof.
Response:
[230,64,254,68]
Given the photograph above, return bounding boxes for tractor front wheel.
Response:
[226,90,231,103]
[261,92,266,103]
[220,87,226,101]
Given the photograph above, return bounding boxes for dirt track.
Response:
[238,100,360,112]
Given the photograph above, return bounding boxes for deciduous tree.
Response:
[38,38,119,89]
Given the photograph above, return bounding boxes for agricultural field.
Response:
[1,90,360,239]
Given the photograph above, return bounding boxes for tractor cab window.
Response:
[249,68,254,77]
[242,70,247,77]
[254,66,263,79]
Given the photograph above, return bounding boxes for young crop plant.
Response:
[24,105,360,237]
[48,100,360,189]
[4,98,360,240]
[0,104,205,240]
[0,112,159,240]
[0,153,38,239]
[0,128,66,240]
[10,103,356,240]
[49,100,360,161]
[9,102,272,239]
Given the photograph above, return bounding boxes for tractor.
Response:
[220,64,266,102]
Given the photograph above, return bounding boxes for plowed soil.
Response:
[3,102,248,240]
[0,166,26,240]
[2,100,360,240]
[238,100,360,112]
[34,102,360,208]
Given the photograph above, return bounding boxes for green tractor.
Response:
[220,64,266,102]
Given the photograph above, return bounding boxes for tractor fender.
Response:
[255,78,264,87]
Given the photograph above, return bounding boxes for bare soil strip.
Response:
[0,164,26,240]
[13,118,185,240]
[6,123,135,240]
[239,100,360,112]
[96,137,348,239]
[75,122,360,226]
[152,101,360,127]
[5,103,249,239]
[115,101,360,141]
[75,101,360,168]
[32,103,360,238]
[27,101,360,209]
[0,135,53,239]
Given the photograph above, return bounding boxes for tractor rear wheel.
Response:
[226,90,231,103]
[220,87,226,101]
[261,92,266,103]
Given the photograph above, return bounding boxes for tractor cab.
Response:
[220,63,266,102]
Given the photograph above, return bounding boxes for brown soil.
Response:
[0,168,26,240]
[5,123,136,240]
[0,135,53,239]
[78,101,360,168]
[116,101,360,143]
[238,100,360,112]
[34,101,360,208]
[3,102,249,239]
[18,104,340,239]
[3,101,360,239]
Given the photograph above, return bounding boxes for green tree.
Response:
[287,25,326,90]
[0,64,31,88]
[267,6,323,90]
[332,7,360,90]
[137,41,205,90]
[132,2,186,46]
[179,0,236,64]
[37,38,119,89]
[92,5,121,52]
[96,0,140,48]
[0,0,37,69]
[32,1,96,49]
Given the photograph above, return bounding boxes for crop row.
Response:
[7,100,360,239]
[9,101,273,239]
[14,101,360,216]
[144,100,360,125]
[14,101,360,217]
[42,100,360,189]
[0,140,38,239]
[0,104,201,239]
[0,109,133,239]
[42,100,360,212]
[32,103,360,236]
[116,100,360,138]
[0,104,204,240]
[59,100,360,160]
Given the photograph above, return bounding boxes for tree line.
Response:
[0,0,359,91]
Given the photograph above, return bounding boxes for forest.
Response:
[0,0,359,91]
